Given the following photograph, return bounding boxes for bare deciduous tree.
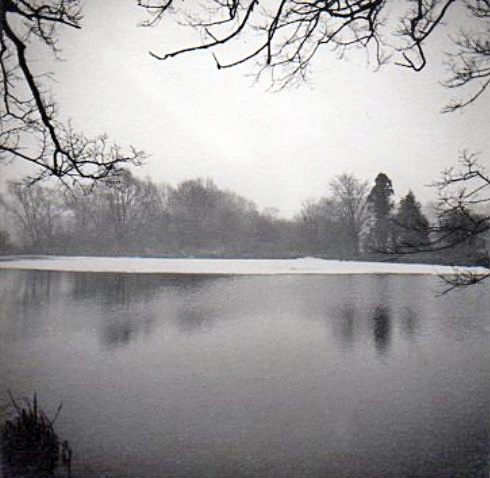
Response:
[300,197,345,255]
[433,152,489,288]
[2,181,62,247]
[442,1,490,113]
[138,0,487,99]
[0,0,144,182]
[329,174,369,256]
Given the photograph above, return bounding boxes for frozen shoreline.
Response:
[0,255,488,276]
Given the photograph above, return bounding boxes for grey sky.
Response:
[3,0,490,217]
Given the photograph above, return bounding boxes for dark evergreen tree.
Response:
[437,208,488,265]
[365,173,395,252]
[394,191,430,250]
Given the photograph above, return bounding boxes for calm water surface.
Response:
[0,270,489,477]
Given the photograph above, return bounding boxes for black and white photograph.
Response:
[0,1,489,476]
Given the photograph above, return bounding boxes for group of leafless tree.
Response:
[1,169,487,269]
[0,173,299,256]
[1,0,489,284]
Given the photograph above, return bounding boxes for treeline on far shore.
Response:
[0,170,488,267]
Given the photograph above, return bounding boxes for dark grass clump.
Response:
[1,391,71,477]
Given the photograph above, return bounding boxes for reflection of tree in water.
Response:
[177,308,214,334]
[333,304,357,349]
[0,271,64,340]
[101,316,140,348]
[89,274,222,348]
[70,273,219,305]
[99,303,158,349]
[372,305,392,355]
[326,279,423,354]
[21,271,58,308]
[71,273,159,305]
[401,307,419,341]
[92,275,159,349]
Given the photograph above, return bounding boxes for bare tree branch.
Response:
[1,0,145,182]
[140,1,482,89]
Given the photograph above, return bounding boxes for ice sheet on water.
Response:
[0,255,488,276]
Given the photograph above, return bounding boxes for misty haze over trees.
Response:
[0,169,487,267]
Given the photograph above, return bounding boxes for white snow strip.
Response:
[0,256,488,276]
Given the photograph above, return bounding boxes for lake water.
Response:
[0,270,488,477]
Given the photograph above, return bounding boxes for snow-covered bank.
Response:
[0,256,488,276]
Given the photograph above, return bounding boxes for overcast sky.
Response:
[3,0,490,217]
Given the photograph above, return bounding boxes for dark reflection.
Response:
[401,306,419,341]
[99,304,157,348]
[21,271,55,306]
[372,305,391,355]
[0,270,224,348]
[72,273,161,305]
[18,272,63,318]
[102,319,134,347]
[99,306,159,348]
[333,304,357,349]
[71,272,221,305]
[71,273,224,348]
[0,271,63,341]
[97,292,158,349]
[177,308,214,334]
